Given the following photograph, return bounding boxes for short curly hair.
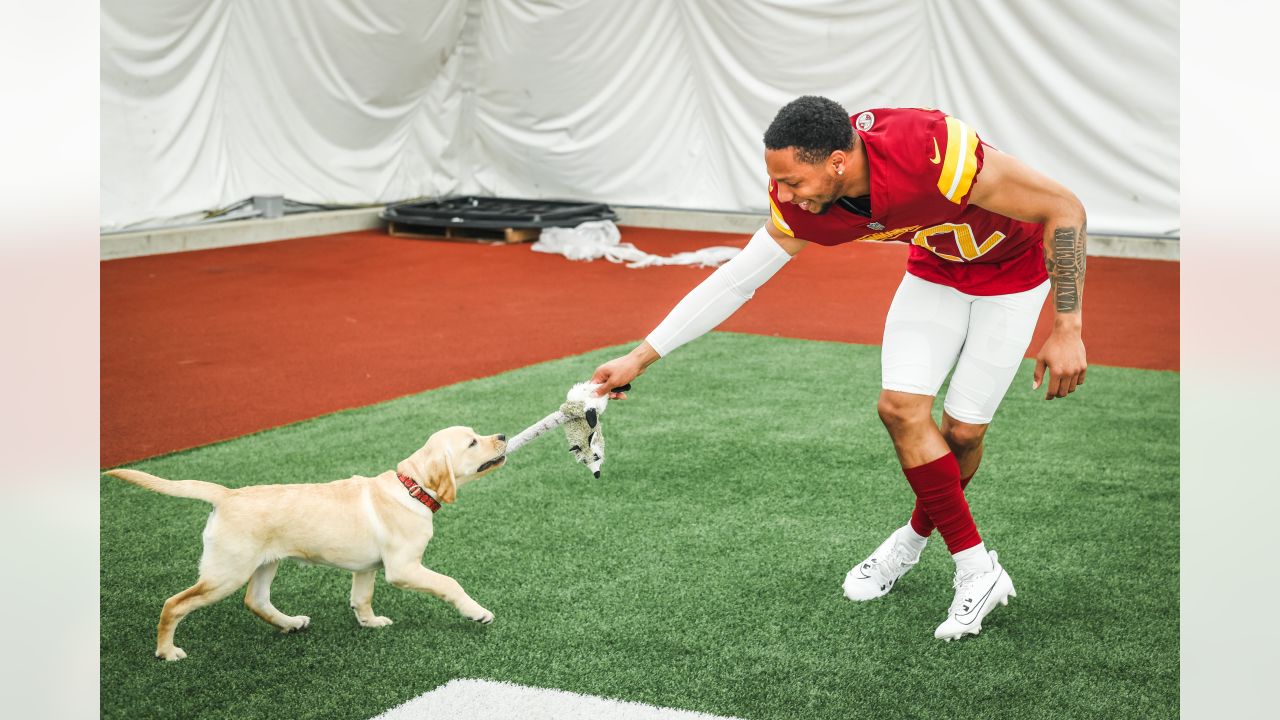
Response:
[763,96,853,165]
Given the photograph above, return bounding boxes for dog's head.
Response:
[397,426,507,504]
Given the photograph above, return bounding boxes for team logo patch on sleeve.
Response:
[936,116,980,204]
[856,111,875,131]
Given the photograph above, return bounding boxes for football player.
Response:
[591,96,1087,640]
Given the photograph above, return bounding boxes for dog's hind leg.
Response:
[155,573,251,661]
[245,560,311,633]
[350,570,393,628]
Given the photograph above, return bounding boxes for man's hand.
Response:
[1033,322,1087,400]
[590,342,660,398]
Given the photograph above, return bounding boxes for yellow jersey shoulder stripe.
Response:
[936,116,980,204]
[768,193,794,237]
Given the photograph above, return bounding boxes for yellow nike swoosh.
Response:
[930,138,941,164]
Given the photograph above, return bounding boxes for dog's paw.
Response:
[466,607,495,625]
[358,615,393,628]
[280,615,311,633]
[155,646,187,662]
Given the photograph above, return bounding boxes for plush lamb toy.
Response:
[505,381,628,478]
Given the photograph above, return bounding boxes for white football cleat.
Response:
[934,550,1016,641]
[843,529,923,601]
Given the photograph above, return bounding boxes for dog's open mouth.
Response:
[477,455,506,473]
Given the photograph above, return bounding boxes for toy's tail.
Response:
[506,410,568,454]
[105,469,229,505]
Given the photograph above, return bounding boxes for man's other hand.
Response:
[1033,324,1087,400]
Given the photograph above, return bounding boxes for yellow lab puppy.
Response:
[106,426,507,661]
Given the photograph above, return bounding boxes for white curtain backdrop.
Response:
[101,0,1178,236]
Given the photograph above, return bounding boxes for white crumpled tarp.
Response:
[531,221,740,269]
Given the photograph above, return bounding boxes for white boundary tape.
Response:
[370,678,746,720]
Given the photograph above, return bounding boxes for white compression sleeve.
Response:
[645,226,793,356]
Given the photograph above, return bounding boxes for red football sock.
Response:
[909,471,975,537]
[902,453,981,554]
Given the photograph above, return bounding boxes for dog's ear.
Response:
[427,449,458,504]
[397,444,456,504]
[397,448,430,488]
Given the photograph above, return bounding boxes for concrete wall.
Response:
[101,206,1179,261]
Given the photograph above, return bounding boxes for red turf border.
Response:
[101,227,1178,467]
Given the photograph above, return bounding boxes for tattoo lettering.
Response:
[1051,225,1086,313]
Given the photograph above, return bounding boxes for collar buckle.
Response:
[396,472,441,513]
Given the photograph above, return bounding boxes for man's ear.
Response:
[428,449,458,504]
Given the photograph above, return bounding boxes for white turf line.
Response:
[369,679,746,720]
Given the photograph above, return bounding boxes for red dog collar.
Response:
[397,472,441,513]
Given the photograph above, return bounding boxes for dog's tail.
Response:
[105,469,229,505]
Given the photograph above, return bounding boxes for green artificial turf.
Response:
[100,333,1179,719]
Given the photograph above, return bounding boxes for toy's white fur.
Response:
[506,382,613,478]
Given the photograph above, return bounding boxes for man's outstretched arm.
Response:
[591,224,806,396]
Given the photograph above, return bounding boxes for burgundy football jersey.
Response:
[768,107,1048,296]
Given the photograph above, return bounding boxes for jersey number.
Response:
[910,223,1006,262]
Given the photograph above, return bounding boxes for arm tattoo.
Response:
[1049,224,1086,313]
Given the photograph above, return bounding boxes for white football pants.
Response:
[880,272,1050,425]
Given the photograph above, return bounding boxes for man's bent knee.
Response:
[942,419,988,451]
[877,390,935,430]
